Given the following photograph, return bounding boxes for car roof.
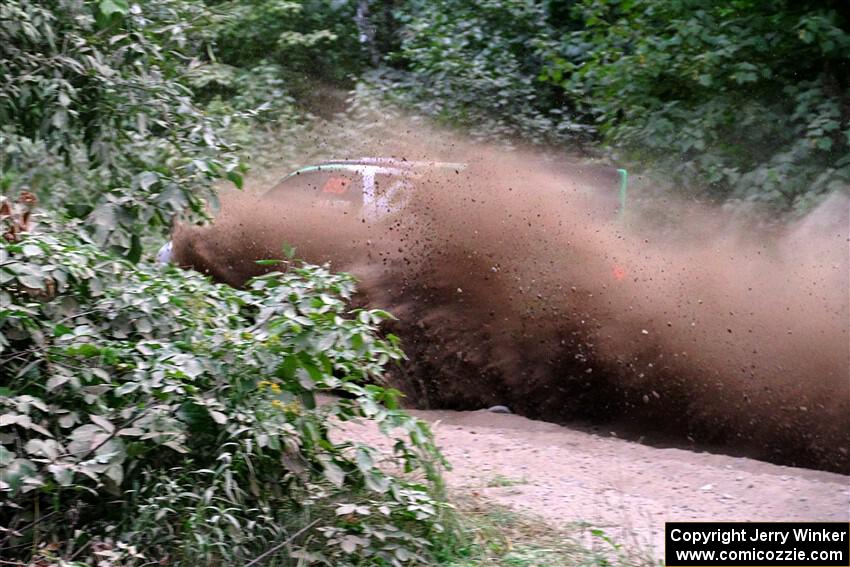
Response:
[278,158,467,181]
[317,158,467,169]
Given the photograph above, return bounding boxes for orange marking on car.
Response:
[322,177,349,194]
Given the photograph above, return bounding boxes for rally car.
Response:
[157,157,467,264]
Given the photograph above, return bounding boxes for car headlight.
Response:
[157,241,173,265]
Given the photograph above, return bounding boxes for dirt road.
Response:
[337,407,850,558]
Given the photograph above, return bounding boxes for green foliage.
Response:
[0,0,247,258]
[440,498,655,567]
[179,0,375,168]
[209,0,368,84]
[1,208,451,565]
[0,2,466,565]
[190,59,314,170]
[544,0,850,209]
[375,0,590,144]
[374,0,849,209]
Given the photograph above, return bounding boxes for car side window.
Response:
[266,170,363,209]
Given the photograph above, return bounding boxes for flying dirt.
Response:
[169,143,850,474]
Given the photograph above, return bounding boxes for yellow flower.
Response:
[271,399,284,409]
[257,380,272,389]
[269,383,282,394]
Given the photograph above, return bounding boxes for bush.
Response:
[209,0,367,84]
[371,0,591,144]
[0,0,244,259]
[0,199,452,565]
[1,2,463,564]
[372,0,849,209]
[545,0,850,210]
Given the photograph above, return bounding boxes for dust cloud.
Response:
[170,136,850,473]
